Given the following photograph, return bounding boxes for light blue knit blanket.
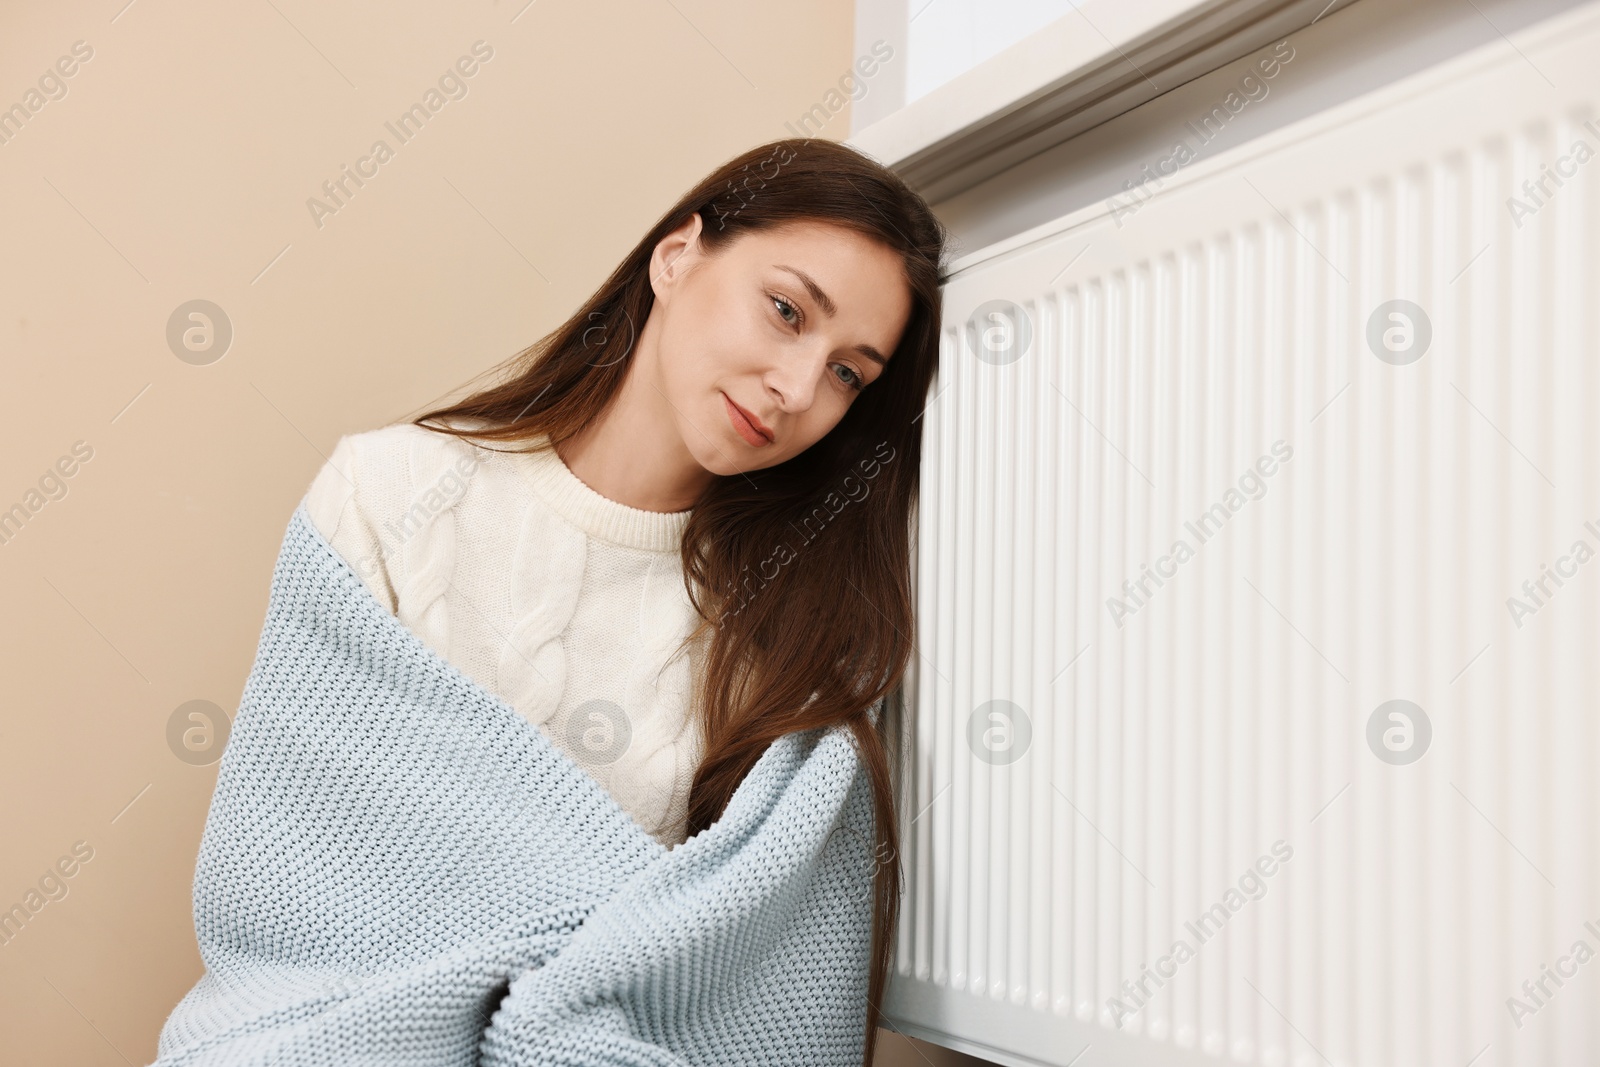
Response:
[152,502,879,1066]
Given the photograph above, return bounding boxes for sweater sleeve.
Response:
[304,432,401,615]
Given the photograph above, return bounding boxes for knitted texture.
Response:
[303,420,706,847]
[152,502,878,1066]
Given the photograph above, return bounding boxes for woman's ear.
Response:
[649,213,705,304]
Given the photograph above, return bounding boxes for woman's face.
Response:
[647,214,912,476]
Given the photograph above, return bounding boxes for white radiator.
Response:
[884,6,1600,1066]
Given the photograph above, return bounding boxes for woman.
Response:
[164,137,950,1066]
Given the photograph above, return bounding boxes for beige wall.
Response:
[0,2,988,1063]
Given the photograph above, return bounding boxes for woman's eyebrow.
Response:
[854,343,889,368]
[773,264,889,367]
[774,264,836,316]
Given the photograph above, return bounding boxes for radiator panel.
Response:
[886,7,1600,1066]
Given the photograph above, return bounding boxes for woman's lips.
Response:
[723,393,773,447]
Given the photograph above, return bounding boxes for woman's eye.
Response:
[835,364,865,391]
[771,294,801,327]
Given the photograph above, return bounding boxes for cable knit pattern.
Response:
[395,429,465,659]
[302,419,705,846]
[151,502,878,1066]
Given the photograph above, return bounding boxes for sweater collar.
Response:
[514,433,691,553]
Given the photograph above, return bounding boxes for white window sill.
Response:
[848,0,1358,202]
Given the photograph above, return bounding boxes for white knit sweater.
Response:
[303,418,707,848]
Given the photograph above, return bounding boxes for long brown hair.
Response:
[406,137,949,1062]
